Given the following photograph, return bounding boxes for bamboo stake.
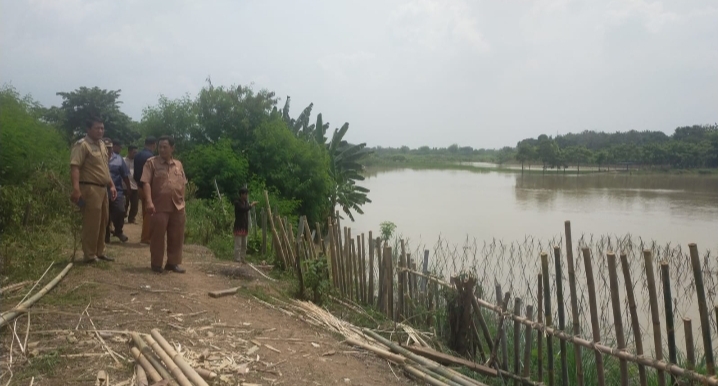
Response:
[261,208,267,256]
[564,221,584,386]
[384,246,394,319]
[541,252,554,386]
[368,231,374,306]
[684,318,696,376]
[512,298,522,386]
[130,347,162,383]
[335,222,346,296]
[523,306,534,380]
[352,237,360,303]
[377,239,384,310]
[607,252,628,386]
[398,240,406,321]
[553,246,568,386]
[537,274,544,381]
[150,329,209,386]
[661,262,677,386]
[620,252,647,386]
[689,243,715,375]
[496,285,508,371]
[327,219,338,289]
[145,335,192,386]
[262,191,287,268]
[303,217,315,260]
[489,292,511,369]
[644,249,666,386]
[0,263,73,328]
[360,234,366,305]
[581,247,605,386]
[470,295,494,352]
[345,227,352,300]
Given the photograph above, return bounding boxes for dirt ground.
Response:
[1,220,415,386]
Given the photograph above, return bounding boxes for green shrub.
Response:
[182,139,249,199]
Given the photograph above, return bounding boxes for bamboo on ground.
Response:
[581,247,605,386]
[135,364,149,386]
[644,249,666,386]
[620,252,647,386]
[130,347,162,383]
[151,329,209,386]
[130,333,174,384]
[689,243,715,375]
[607,252,629,386]
[144,334,192,386]
[563,221,584,386]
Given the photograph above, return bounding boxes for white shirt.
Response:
[124,156,137,190]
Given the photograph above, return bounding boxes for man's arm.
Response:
[144,183,155,215]
[70,166,81,203]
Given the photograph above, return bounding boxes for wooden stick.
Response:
[553,246,568,386]
[512,298,522,386]
[620,252,647,386]
[1,263,72,328]
[470,295,494,352]
[644,249,666,386]
[537,274,544,381]
[360,233,366,305]
[398,240,406,321]
[689,243,715,375]
[564,221,583,386]
[150,329,209,386]
[208,287,239,298]
[85,309,121,365]
[194,368,217,381]
[402,344,497,377]
[581,247,605,386]
[523,305,534,380]
[0,280,32,295]
[130,347,162,383]
[145,335,192,386]
[248,263,277,282]
[16,261,54,306]
[684,318,696,375]
[607,252,628,386]
[368,231,374,306]
[315,221,324,256]
[377,238,384,310]
[661,262,677,386]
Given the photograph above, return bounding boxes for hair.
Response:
[238,187,249,195]
[128,145,138,151]
[157,135,175,147]
[85,115,103,129]
[144,136,157,145]
[112,139,122,147]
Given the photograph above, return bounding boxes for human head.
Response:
[102,138,113,152]
[85,116,104,141]
[238,187,248,200]
[112,139,122,154]
[157,136,175,161]
[144,136,157,152]
[127,145,138,159]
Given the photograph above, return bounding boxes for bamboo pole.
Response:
[262,191,287,268]
[541,252,554,386]
[661,262,677,386]
[620,252,647,386]
[303,217,316,260]
[327,219,338,289]
[261,208,267,255]
[344,227,352,300]
[564,221,584,386]
[0,262,73,327]
[470,295,494,352]
[384,246,393,319]
[144,334,192,386]
[607,252,628,386]
[316,221,324,255]
[581,247,605,386]
[689,243,715,375]
[130,333,175,385]
[150,329,209,386]
[398,240,407,321]
[360,234,366,304]
[378,239,384,310]
[368,231,374,306]
[537,274,544,381]
[130,347,162,383]
[523,306,534,380]
[404,364,455,386]
[684,318,696,375]
[495,285,508,371]
[553,246,568,386]
[351,237,358,302]
[489,292,511,370]
[512,298,522,386]
[644,249,666,386]
[345,337,406,364]
[336,222,346,296]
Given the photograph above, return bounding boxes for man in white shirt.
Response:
[124,145,139,224]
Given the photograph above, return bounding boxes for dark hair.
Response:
[157,135,175,147]
[144,136,157,145]
[238,187,249,195]
[85,115,103,129]
[128,145,138,151]
[112,139,122,147]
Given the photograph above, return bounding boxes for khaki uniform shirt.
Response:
[140,156,187,212]
[70,136,111,185]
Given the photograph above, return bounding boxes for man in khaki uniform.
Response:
[141,136,187,273]
[70,117,117,263]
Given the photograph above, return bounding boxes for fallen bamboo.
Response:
[402,344,497,377]
[689,243,715,375]
[144,335,191,386]
[404,364,454,386]
[345,337,406,364]
[130,333,175,385]
[0,263,73,328]
[151,329,209,386]
[208,287,239,298]
[135,364,148,386]
[0,280,32,295]
[130,347,162,383]
[247,263,277,282]
[194,368,217,381]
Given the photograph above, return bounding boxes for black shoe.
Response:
[115,233,128,243]
[151,265,163,273]
[164,264,186,273]
[97,255,115,262]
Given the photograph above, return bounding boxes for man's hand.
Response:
[70,188,82,204]
[109,186,118,201]
[146,202,156,215]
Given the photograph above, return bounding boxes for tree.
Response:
[595,151,607,172]
[182,139,249,199]
[140,95,198,151]
[515,143,534,172]
[44,86,138,144]
[537,135,559,172]
[327,123,372,221]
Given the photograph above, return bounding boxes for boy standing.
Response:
[233,187,258,263]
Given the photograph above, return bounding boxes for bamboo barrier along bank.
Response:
[257,197,718,385]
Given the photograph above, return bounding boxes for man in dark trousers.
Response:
[124,145,139,224]
[105,138,131,243]
[134,136,157,244]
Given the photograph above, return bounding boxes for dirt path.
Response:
[1,220,413,385]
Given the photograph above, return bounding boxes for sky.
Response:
[1,0,717,149]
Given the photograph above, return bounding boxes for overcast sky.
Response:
[1,0,717,149]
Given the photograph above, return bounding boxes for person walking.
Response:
[134,136,157,244]
[69,117,117,263]
[124,145,139,224]
[233,187,258,263]
[105,138,131,243]
[141,136,187,273]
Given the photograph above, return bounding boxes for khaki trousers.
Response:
[234,235,247,262]
[138,187,152,243]
[150,208,186,268]
[80,184,109,258]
